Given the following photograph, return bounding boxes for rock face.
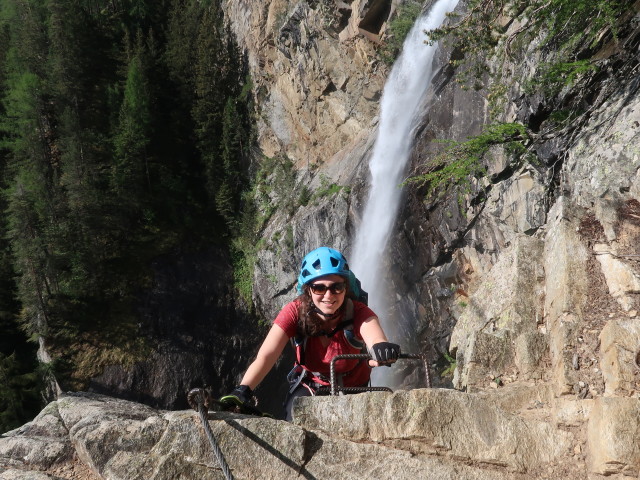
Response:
[2,388,638,479]
[224,0,388,167]
[0,390,584,480]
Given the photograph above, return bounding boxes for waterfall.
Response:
[351,0,460,386]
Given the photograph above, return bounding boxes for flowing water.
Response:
[351,0,460,386]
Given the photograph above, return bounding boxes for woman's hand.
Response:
[368,341,401,367]
[359,315,401,367]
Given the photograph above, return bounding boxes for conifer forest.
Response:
[0,0,255,431]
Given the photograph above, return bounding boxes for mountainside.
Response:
[3,0,640,478]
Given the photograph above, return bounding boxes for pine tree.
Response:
[217,97,242,226]
[0,352,40,433]
[192,3,227,206]
[2,72,59,335]
[111,31,152,210]
[46,0,110,300]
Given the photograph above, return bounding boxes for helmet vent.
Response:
[312,259,321,271]
[330,257,339,267]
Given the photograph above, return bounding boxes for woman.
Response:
[221,247,401,421]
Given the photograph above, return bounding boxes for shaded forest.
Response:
[0,0,255,432]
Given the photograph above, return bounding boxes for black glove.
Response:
[368,342,401,364]
[219,385,254,409]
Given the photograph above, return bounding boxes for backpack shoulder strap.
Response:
[342,299,364,350]
[344,298,354,321]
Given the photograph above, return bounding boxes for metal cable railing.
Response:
[189,388,234,480]
[329,353,432,396]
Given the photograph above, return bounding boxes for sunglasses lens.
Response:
[310,282,345,295]
[310,284,327,294]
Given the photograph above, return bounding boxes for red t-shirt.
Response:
[274,299,376,387]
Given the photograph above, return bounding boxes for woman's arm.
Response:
[360,316,398,367]
[239,324,290,390]
[360,315,388,345]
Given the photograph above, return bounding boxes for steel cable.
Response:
[190,389,234,480]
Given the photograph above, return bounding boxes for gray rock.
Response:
[294,388,572,473]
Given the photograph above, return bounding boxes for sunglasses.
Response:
[308,282,346,295]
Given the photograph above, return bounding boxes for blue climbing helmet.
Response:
[297,247,349,294]
[296,247,368,304]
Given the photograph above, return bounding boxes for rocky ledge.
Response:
[1,388,638,479]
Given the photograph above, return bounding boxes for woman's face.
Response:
[308,274,347,317]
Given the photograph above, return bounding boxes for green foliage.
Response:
[0,0,258,407]
[440,351,457,378]
[536,0,624,48]
[229,183,263,309]
[426,1,501,89]
[523,60,598,96]
[486,82,508,120]
[229,151,316,303]
[226,153,292,309]
[380,1,422,65]
[284,224,294,252]
[0,241,41,433]
[546,108,584,129]
[311,174,348,202]
[230,240,256,308]
[298,185,313,206]
[112,37,152,201]
[406,123,527,200]
[228,156,352,302]
[427,0,628,91]
[218,86,253,228]
[0,352,41,433]
[253,156,299,226]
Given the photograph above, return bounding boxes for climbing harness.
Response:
[288,302,433,397]
[187,388,234,480]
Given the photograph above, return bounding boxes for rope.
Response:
[190,389,234,480]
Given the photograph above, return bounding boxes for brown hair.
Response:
[296,281,349,337]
